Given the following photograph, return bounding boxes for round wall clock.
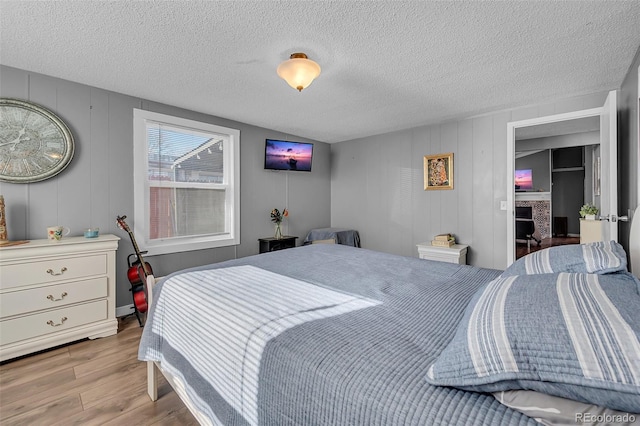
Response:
[0,98,75,183]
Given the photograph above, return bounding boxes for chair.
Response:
[515,206,541,249]
[311,238,335,244]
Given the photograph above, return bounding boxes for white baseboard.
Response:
[116,304,136,318]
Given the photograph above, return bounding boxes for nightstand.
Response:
[259,236,298,253]
[579,219,604,244]
[416,243,468,265]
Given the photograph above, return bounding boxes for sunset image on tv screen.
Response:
[265,140,313,171]
[515,169,533,190]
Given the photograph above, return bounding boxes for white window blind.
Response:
[134,110,240,255]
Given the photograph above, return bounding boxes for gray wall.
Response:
[552,147,585,236]
[0,65,331,310]
[331,92,614,270]
[515,150,550,192]
[619,47,640,253]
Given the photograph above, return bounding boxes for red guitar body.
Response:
[116,215,152,321]
[127,261,153,313]
[126,261,154,286]
[132,285,148,313]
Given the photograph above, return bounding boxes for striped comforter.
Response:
[139,244,535,425]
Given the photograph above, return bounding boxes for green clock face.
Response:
[0,98,74,183]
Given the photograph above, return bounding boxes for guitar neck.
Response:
[117,215,151,277]
[125,229,150,277]
[128,231,143,257]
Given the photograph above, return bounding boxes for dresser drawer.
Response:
[0,277,108,319]
[0,300,108,346]
[0,254,107,290]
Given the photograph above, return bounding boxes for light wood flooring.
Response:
[0,315,196,425]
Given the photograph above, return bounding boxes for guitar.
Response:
[116,215,152,314]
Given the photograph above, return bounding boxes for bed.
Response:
[139,212,640,425]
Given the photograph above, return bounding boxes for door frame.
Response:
[506,107,603,265]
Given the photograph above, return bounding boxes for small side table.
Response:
[416,243,469,265]
[579,219,603,244]
[259,236,298,253]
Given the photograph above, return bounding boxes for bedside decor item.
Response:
[431,233,455,247]
[0,195,28,247]
[84,228,100,238]
[0,98,75,183]
[424,153,453,190]
[47,226,70,241]
[277,52,321,92]
[270,208,288,239]
[0,195,7,241]
[579,203,599,220]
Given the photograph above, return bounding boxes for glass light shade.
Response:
[277,53,321,92]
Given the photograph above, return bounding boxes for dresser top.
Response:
[0,234,119,259]
[416,242,469,254]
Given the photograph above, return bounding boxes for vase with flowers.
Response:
[270,208,288,239]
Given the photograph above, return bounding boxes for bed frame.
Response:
[144,276,214,424]
[143,205,640,424]
[630,205,640,277]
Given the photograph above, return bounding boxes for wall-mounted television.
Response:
[514,169,533,191]
[265,139,313,172]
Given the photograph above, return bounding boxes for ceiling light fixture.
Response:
[277,53,321,92]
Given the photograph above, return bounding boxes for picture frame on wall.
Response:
[424,152,453,190]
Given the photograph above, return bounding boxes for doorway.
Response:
[506,91,618,266]
[513,146,595,259]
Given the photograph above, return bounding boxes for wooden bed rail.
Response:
[143,273,211,423]
[145,274,159,401]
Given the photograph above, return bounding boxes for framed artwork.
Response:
[424,152,453,190]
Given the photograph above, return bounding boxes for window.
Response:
[133,109,240,255]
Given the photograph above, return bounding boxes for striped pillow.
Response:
[426,272,640,413]
[501,240,628,276]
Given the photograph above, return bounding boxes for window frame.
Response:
[133,109,240,256]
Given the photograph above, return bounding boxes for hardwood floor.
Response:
[516,236,581,259]
[0,315,196,425]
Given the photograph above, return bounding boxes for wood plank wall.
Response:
[0,65,331,310]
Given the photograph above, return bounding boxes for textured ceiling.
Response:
[1,1,639,143]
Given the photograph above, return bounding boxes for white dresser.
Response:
[416,243,469,265]
[0,235,119,361]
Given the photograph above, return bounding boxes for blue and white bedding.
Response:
[140,244,536,425]
[139,243,639,425]
[144,265,380,425]
[501,240,628,276]
[426,271,640,413]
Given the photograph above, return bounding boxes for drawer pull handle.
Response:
[46,317,68,327]
[46,267,68,276]
[47,292,68,302]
